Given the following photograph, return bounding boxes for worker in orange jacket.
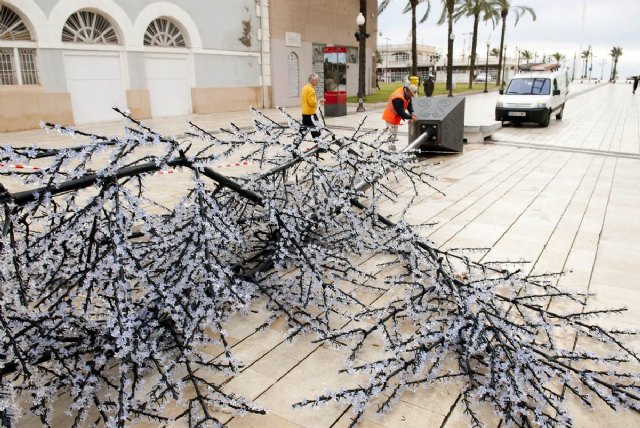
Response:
[381,84,417,151]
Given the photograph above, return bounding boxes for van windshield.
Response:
[505,78,551,95]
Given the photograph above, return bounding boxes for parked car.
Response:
[475,73,491,82]
[495,64,569,127]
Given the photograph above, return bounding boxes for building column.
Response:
[258,0,272,108]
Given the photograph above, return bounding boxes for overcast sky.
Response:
[377,0,640,79]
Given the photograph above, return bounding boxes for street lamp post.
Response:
[501,44,507,90]
[588,50,594,82]
[384,36,390,82]
[356,12,366,112]
[483,37,490,93]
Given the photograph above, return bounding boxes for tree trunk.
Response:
[446,1,454,95]
[468,12,480,89]
[498,12,507,86]
[411,4,417,76]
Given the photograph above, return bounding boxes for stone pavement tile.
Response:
[532,248,574,278]
[249,348,306,380]
[448,221,508,249]
[394,376,463,418]
[223,301,273,339]
[558,247,598,291]
[333,416,386,428]
[484,236,548,264]
[438,396,501,428]
[424,151,552,245]
[231,328,290,366]
[486,159,604,263]
[592,239,640,282]
[334,399,445,428]
[590,282,640,325]
[564,396,639,428]
[528,162,606,275]
[224,367,278,401]
[403,147,536,225]
[250,347,360,427]
[585,286,640,329]
[262,331,325,362]
[227,412,303,427]
[603,207,640,231]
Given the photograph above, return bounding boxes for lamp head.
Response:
[356,12,365,26]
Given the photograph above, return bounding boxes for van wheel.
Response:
[556,104,565,120]
[540,110,551,127]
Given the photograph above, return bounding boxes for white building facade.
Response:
[0,0,271,131]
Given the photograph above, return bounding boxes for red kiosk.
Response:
[323,46,347,117]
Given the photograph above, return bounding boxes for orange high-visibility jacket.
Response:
[382,87,410,126]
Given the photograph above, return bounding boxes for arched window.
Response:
[0,4,38,85]
[0,4,31,40]
[62,10,119,44]
[144,18,186,47]
[393,52,410,62]
[287,52,299,98]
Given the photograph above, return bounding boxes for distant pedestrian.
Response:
[376,76,381,90]
[300,73,324,139]
[381,84,417,151]
[423,74,435,97]
[633,76,639,94]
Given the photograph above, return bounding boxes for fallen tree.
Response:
[1,109,639,427]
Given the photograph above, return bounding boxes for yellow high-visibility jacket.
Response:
[301,83,317,115]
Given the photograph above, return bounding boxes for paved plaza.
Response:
[2,82,640,427]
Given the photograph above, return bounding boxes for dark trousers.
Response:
[302,114,320,139]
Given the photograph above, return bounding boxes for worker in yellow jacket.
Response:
[301,73,324,139]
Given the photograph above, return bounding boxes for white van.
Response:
[495,64,569,127]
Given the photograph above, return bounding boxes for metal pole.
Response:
[501,45,507,90]
[357,6,366,112]
[385,37,390,82]
[484,41,489,93]
[354,130,433,192]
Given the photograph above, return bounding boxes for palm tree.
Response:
[378,0,432,77]
[494,0,536,86]
[610,46,622,82]
[457,0,499,88]
[551,52,565,64]
[433,1,463,95]
[521,49,533,64]
[444,1,461,95]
